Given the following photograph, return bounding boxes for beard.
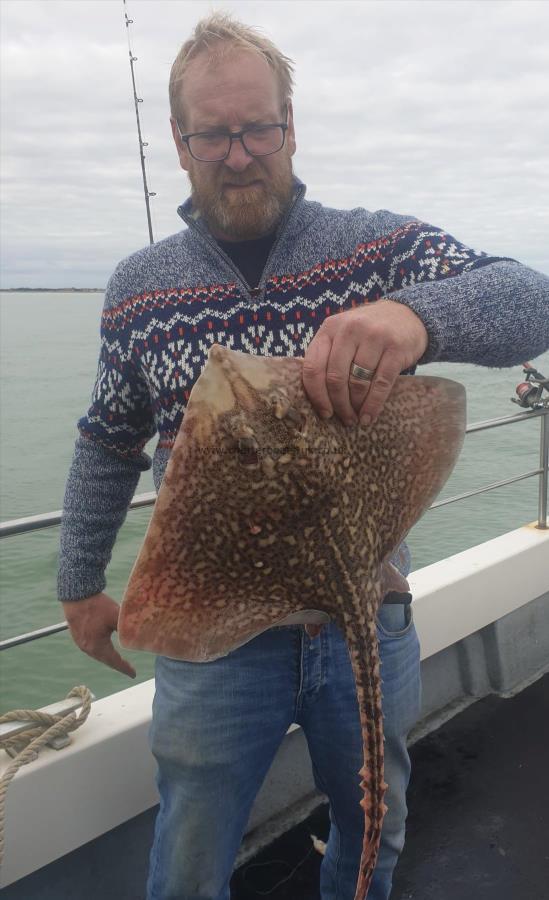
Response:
[187,155,295,241]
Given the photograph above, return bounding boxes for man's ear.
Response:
[286,101,296,157]
[170,117,191,172]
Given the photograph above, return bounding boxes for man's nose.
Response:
[223,136,254,172]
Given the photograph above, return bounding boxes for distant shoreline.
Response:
[1,287,105,293]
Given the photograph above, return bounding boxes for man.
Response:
[59,12,549,900]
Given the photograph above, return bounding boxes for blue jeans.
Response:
[146,603,421,900]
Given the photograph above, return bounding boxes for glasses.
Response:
[177,111,289,162]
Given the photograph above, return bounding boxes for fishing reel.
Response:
[512,362,549,410]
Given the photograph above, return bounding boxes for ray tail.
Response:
[335,593,387,900]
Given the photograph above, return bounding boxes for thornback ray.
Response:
[118,343,466,899]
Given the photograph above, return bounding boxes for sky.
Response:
[1,0,548,288]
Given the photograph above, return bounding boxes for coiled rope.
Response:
[0,685,93,868]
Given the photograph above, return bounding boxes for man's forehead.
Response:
[180,48,281,125]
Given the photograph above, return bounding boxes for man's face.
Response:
[171,48,296,241]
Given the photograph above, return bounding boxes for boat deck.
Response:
[3,672,548,899]
[231,671,549,899]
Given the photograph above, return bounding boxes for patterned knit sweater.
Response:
[57,179,549,602]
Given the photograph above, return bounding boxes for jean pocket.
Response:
[376,601,414,638]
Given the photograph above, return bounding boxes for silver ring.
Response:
[350,363,375,381]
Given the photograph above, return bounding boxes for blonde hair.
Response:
[169,12,295,125]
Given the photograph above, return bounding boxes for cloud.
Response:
[1,0,549,286]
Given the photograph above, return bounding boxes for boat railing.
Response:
[0,405,547,653]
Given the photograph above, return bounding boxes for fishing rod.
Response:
[123,0,156,244]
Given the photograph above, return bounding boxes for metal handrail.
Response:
[0,406,547,652]
[0,491,157,538]
[430,467,543,510]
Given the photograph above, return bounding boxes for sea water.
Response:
[0,291,547,713]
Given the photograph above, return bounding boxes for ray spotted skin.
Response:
[119,344,466,899]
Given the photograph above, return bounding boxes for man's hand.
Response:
[302,299,428,425]
[62,593,137,679]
